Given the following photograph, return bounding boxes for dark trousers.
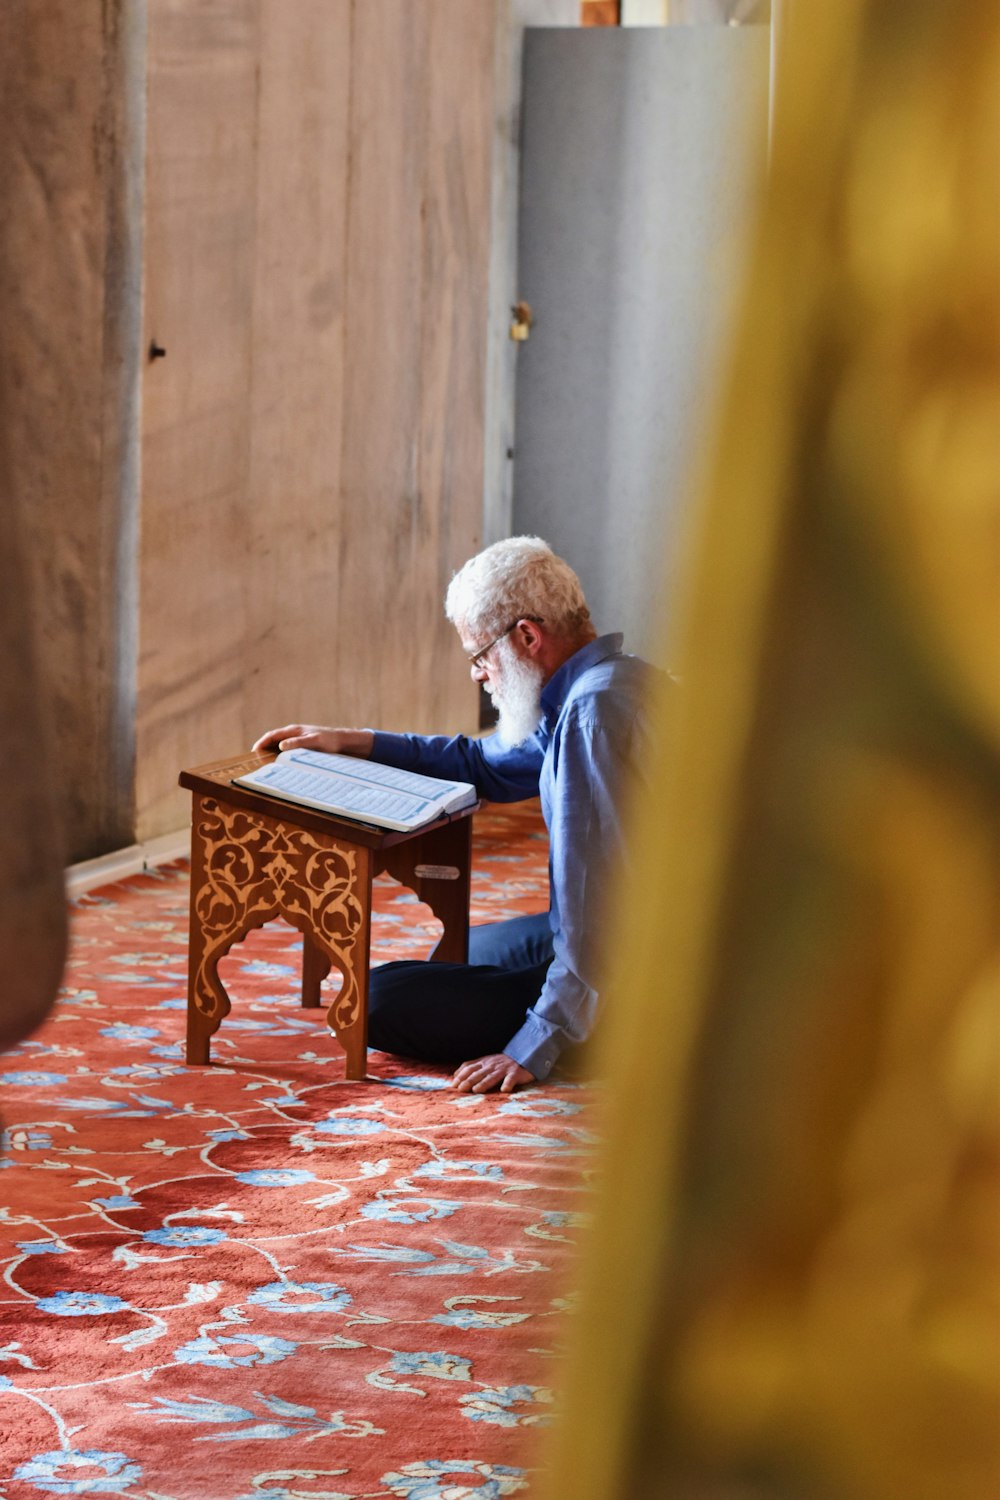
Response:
[367,912,554,1066]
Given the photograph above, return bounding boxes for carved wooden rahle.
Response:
[179,754,475,1080]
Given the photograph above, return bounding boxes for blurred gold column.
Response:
[542,2,1000,1497]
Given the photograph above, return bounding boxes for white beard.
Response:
[489,636,545,747]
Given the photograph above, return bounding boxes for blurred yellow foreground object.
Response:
[542,3,1000,1498]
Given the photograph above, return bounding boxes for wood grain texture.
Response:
[133,1,497,838]
[420,0,499,728]
[136,0,261,839]
[0,423,69,1044]
[244,0,352,743]
[0,5,507,851]
[336,1,431,730]
[0,0,139,860]
[336,0,494,734]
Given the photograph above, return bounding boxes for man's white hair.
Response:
[444,536,591,641]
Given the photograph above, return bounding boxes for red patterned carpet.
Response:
[0,803,595,1500]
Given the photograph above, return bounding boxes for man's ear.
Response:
[515,617,545,657]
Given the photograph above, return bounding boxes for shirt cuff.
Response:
[504,1013,565,1082]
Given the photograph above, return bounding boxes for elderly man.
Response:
[253,536,656,1093]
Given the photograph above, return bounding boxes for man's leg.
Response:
[368,912,553,1066]
[466,911,553,969]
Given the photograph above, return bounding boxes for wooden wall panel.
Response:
[137,0,495,838]
[244,0,352,742]
[335,2,432,730]
[0,0,141,862]
[0,5,521,852]
[420,0,498,727]
[336,0,495,734]
[136,0,260,839]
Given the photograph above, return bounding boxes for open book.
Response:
[233,748,476,833]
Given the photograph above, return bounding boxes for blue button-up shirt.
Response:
[369,633,658,1079]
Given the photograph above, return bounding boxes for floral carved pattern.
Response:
[191,798,366,1032]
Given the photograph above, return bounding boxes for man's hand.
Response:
[452,1053,536,1095]
[251,724,374,757]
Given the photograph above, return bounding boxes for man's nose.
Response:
[470,660,488,684]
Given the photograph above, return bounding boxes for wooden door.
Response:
[138,1,496,841]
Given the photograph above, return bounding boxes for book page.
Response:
[285,749,467,801]
[251,759,439,823]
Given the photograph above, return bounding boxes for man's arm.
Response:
[253,721,543,804]
[500,708,639,1081]
[371,729,544,804]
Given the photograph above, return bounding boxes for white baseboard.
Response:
[66,828,190,899]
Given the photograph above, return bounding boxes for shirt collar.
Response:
[541,633,624,717]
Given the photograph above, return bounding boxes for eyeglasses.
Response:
[466,616,543,670]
